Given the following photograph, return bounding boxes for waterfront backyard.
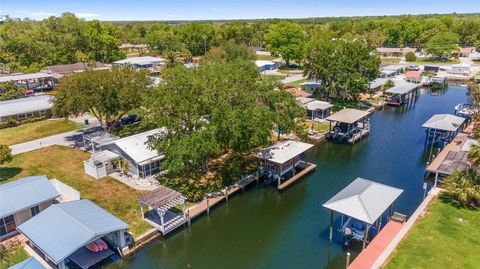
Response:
[385,195,480,269]
[103,86,470,269]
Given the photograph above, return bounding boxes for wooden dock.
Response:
[278,162,316,190]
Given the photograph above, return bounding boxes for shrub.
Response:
[443,170,480,207]
[0,116,47,130]
[405,52,417,62]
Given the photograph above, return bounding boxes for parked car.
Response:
[406,65,420,71]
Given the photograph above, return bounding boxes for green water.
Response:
[106,86,470,269]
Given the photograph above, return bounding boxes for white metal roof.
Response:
[0,176,59,219]
[382,65,404,71]
[325,109,371,124]
[323,178,403,224]
[422,114,466,132]
[368,78,389,89]
[0,95,54,118]
[255,60,275,67]
[111,128,164,164]
[452,64,470,68]
[0,73,53,83]
[300,81,322,87]
[113,56,165,65]
[296,97,315,105]
[92,150,120,163]
[17,200,129,265]
[385,81,418,95]
[255,140,314,164]
[306,100,333,111]
[380,69,396,75]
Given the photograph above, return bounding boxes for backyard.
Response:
[385,195,480,269]
[0,145,151,237]
[0,243,29,269]
[0,119,82,145]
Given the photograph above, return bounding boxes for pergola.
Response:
[323,178,403,249]
[138,186,187,235]
[83,131,119,153]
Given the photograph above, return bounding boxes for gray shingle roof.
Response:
[17,200,129,265]
[323,178,403,224]
[0,176,59,219]
[0,96,54,118]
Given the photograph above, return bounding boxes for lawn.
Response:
[255,54,278,61]
[284,78,308,88]
[0,244,29,269]
[0,119,83,146]
[260,75,284,84]
[410,58,461,64]
[384,195,480,269]
[0,146,151,237]
[305,120,330,134]
[381,57,401,63]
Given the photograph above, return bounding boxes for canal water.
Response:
[106,86,470,269]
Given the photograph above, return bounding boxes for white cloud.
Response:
[75,13,100,19]
[29,11,56,19]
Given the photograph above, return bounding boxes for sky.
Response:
[1,0,479,21]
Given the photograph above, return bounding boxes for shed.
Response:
[0,95,54,122]
[323,178,403,248]
[105,129,165,178]
[9,257,46,269]
[138,186,187,235]
[17,200,129,269]
[0,176,59,240]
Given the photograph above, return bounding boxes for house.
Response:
[0,176,59,241]
[376,47,416,57]
[300,81,322,95]
[112,56,165,71]
[0,73,55,91]
[0,95,54,122]
[103,129,165,179]
[404,71,422,83]
[17,200,129,269]
[255,60,279,72]
[450,64,471,75]
[41,62,109,77]
[458,47,474,57]
[381,65,404,76]
[9,257,46,269]
[255,140,314,186]
[119,43,148,50]
[379,69,396,78]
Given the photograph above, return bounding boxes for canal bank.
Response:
[105,86,470,269]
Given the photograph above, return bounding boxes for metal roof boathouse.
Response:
[325,109,372,144]
[384,81,419,106]
[422,114,466,147]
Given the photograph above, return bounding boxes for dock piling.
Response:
[345,252,351,269]
[329,210,333,244]
[206,198,210,215]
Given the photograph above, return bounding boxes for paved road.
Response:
[280,74,306,84]
[10,125,102,155]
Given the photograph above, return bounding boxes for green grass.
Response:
[365,96,385,105]
[255,54,278,61]
[0,146,151,237]
[385,195,480,269]
[0,119,82,145]
[0,244,29,269]
[260,75,284,84]
[284,78,308,88]
[411,58,461,64]
[381,57,401,63]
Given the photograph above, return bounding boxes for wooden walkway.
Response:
[348,220,404,269]
[278,162,316,190]
[187,174,258,219]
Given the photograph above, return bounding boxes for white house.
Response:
[450,64,471,75]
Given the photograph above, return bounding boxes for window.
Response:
[31,206,40,217]
[39,110,47,116]
[0,215,16,236]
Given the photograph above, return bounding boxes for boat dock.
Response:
[278,162,316,190]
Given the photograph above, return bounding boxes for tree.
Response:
[405,51,417,62]
[0,81,23,101]
[54,68,151,131]
[303,35,380,101]
[425,32,459,59]
[443,170,480,207]
[265,22,305,67]
[144,58,301,179]
[0,144,13,165]
[203,41,255,63]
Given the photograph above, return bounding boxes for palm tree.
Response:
[443,170,480,207]
[468,144,480,168]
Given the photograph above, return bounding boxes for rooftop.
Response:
[306,100,333,111]
[255,140,314,164]
[42,62,108,74]
[9,257,46,269]
[0,95,54,118]
[368,78,389,90]
[322,177,403,224]
[385,81,419,95]
[422,114,465,132]
[325,108,371,124]
[113,56,165,65]
[17,199,129,265]
[0,73,53,83]
[255,60,275,67]
[110,128,164,164]
[0,175,59,219]
[138,186,185,209]
[376,47,416,53]
[404,71,422,78]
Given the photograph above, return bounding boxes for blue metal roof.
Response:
[0,176,59,218]
[17,200,129,265]
[9,257,46,269]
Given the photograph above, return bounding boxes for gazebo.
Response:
[323,178,403,249]
[325,109,372,144]
[422,114,465,147]
[138,186,187,235]
[385,81,419,106]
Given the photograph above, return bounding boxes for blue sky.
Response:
[2,0,478,21]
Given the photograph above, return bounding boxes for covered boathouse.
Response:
[17,200,130,269]
[384,81,419,106]
[323,178,404,250]
[422,114,466,147]
[138,186,187,235]
[255,140,316,190]
[0,73,55,92]
[325,109,372,144]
